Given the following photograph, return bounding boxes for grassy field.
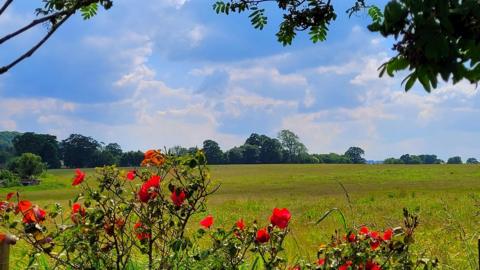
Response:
[1,164,479,269]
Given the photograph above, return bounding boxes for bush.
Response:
[0,150,437,269]
[7,153,45,181]
[0,169,20,187]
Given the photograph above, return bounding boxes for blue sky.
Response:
[1,0,479,160]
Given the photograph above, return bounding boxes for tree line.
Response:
[0,132,144,169]
[197,130,367,165]
[1,130,478,168]
[383,154,478,165]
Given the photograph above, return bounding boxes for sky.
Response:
[0,0,479,161]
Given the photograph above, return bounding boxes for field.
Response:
[2,164,479,269]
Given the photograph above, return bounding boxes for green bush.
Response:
[7,153,46,180]
[0,169,20,187]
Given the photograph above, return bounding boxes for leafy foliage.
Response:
[7,153,46,181]
[368,0,480,91]
[213,0,340,46]
[13,132,61,169]
[0,169,20,187]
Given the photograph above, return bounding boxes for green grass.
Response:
[2,164,479,269]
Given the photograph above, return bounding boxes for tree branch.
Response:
[0,12,73,74]
[0,0,13,17]
[0,10,70,45]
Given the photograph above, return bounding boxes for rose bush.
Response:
[0,150,437,269]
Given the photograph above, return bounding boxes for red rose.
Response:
[6,192,15,201]
[170,189,186,207]
[317,258,325,266]
[269,208,291,229]
[16,200,32,214]
[339,260,353,270]
[134,222,151,240]
[347,232,356,242]
[71,203,86,223]
[366,261,382,270]
[383,228,393,241]
[126,170,136,180]
[72,169,86,186]
[359,226,369,235]
[255,228,270,243]
[236,219,245,230]
[370,239,380,250]
[138,175,161,203]
[22,206,46,224]
[200,215,213,229]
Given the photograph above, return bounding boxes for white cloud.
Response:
[188,25,207,47]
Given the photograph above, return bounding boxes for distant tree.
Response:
[119,151,144,167]
[202,140,224,164]
[187,147,199,155]
[466,158,479,164]
[13,132,61,168]
[344,147,366,164]
[225,147,244,164]
[418,154,442,164]
[258,135,283,163]
[0,131,21,152]
[447,156,463,164]
[315,153,351,164]
[8,153,45,181]
[169,146,189,156]
[241,144,260,164]
[245,133,262,147]
[383,158,404,164]
[0,151,14,167]
[105,143,123,157]
[277,130,308,163]
[61,134,101,168]
[91,150,116,167]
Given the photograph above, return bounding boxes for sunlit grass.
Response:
[2,164,479,268]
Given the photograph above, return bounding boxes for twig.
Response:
[0,0,13,16]
[0,11,73,74]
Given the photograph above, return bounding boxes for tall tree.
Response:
[241,144,260,164]
[344,147,366,164]
[447,156,463,164]
[258,135,283,163]
[225,147,244,164]
[61,134,100,168]
[119,151,144,167]
[13,132,61,168]
[277,130,307,163]
[202,140,224,165]
[466,158,479,164]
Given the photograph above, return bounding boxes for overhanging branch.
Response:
[0,12,73,74]
[0,0,13,16]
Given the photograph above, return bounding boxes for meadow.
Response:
[2,164,479,269]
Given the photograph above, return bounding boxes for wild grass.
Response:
[2,164,479,269]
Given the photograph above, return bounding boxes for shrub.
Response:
[0,150,437,269]
[7,153,45,181]
[0,169,20,187]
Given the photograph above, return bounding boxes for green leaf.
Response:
[402,73,417,92]
[368,6,383,23]
[80,3,98,20]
